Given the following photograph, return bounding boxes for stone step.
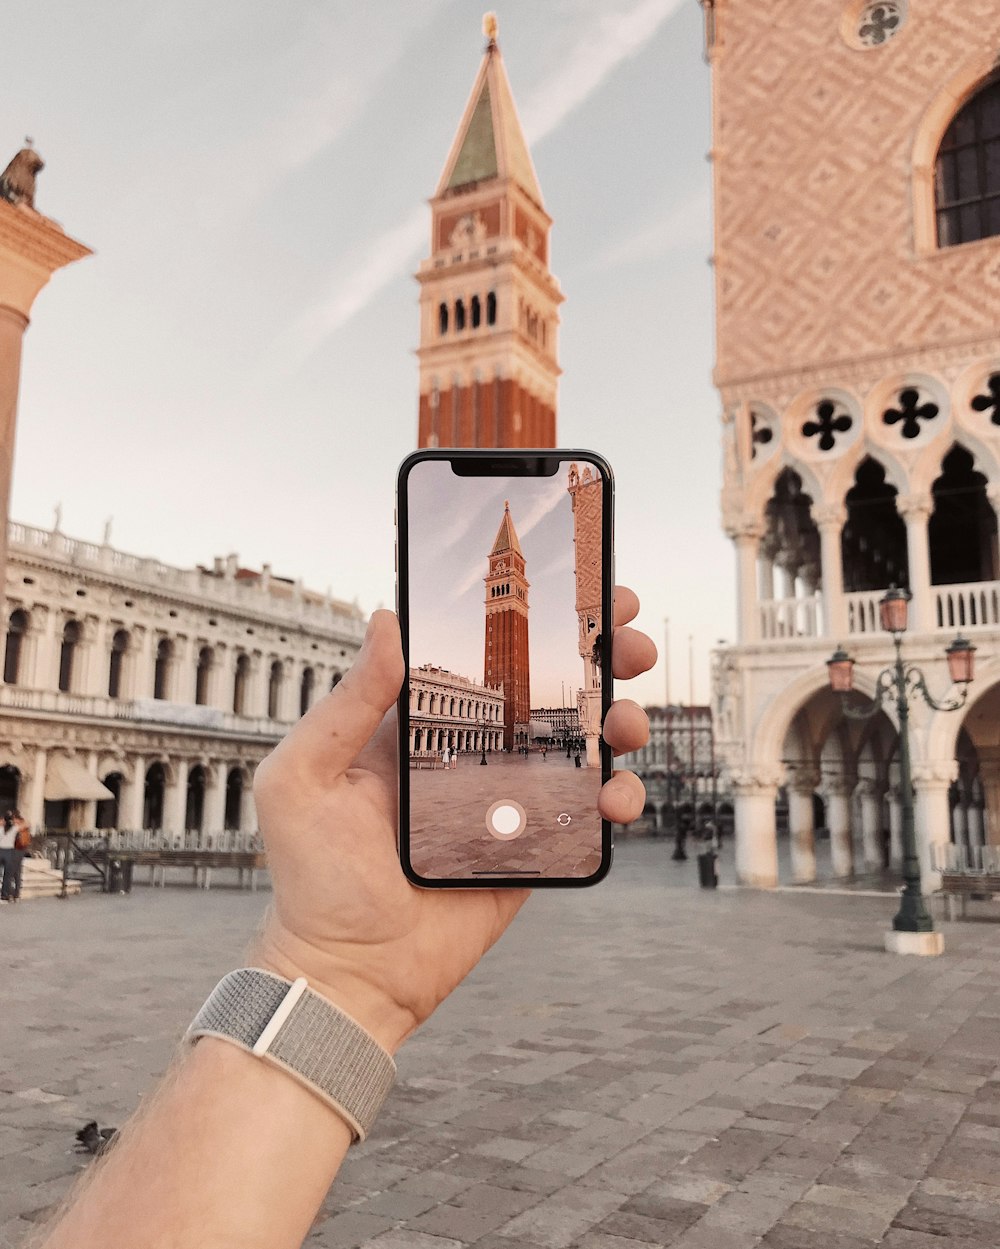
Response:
[10,858,81,900]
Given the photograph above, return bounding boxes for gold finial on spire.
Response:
[484,12,498,46]
[504,499,510,510]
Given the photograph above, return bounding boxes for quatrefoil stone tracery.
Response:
[882,388,939,440]
[802,400,853,452]
[857,3,904,47]
[750,410,773,459]
[971,374,1000,426]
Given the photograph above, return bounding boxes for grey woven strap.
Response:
[187,968,396,1141]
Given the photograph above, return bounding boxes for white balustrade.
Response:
[845,590,884,635]
[758,595,821,640]
[934,580,1000,631]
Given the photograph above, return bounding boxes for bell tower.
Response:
[484,500,530,750]
[416,14,564,449]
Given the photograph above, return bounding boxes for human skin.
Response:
[37,590,655,1249]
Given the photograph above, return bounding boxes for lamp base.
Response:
[884,929,944,957]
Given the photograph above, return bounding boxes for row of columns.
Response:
[411,727,502,753]
[734,769,965,890]
[410,690,501,720]
[730,494,943,643]
[18,746,256,833]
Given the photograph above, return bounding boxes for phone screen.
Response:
[397,452,612,886]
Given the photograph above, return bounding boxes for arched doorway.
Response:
[144,762,166,830]
[0,764,20,813]
[96,772,123,830]
[4,610,28,685]
[186,765,206,832]
[224,768,243,831]
[954,677,1000,858]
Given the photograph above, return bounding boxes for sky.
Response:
[1,0,730,706]
[406,460,585,707]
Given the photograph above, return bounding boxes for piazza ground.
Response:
[409,752,603,879]
[3,841,1000,1248]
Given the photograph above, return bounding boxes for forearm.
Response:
[37,1038,353,1249]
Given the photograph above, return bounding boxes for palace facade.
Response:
[1,520,364,833]
[407,664,504,756]
[704,0,1000,887]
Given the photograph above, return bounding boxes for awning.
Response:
[44,756,114,802]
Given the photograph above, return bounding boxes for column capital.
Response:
[785,766,821,794]
[896,492,934,522]
[725,515,765,542]
[822,775,856,798]
[853,777,879,799]
[911,760,958,789]
[811,503,847,530]
[732,766,784,794]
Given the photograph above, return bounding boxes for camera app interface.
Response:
[404,458,605,880]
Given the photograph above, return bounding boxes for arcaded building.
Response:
[705,1,1000,886]
[0,520,364,834]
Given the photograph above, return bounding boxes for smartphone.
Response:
[396,449,614,888]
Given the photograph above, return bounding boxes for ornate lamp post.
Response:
[478,718,489,766]
[826,586,976,956]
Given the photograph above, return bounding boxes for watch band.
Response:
[187,968,396,1141]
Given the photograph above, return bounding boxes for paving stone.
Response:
[496,1186,628,1248]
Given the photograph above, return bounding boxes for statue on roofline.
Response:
[0,140,44,209]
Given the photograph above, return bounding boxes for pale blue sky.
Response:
[1,0,730,704]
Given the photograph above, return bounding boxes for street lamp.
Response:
[826,585,976,956]
[478,718,488,766]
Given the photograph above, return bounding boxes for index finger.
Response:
[613,585,640,627]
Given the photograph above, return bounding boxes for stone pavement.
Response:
[3,840,1000,1248]
[410,752,603,879]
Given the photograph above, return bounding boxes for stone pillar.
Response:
[730,520,763,644]
[240,768,256,831]
[912,766,955,891]
[825,779,854,877]
[134,626,155,700]
[0,195,90,621]
[967,800,984,849]
[80,749,99,830]
[787,773,818,883]
[856,778,883,871]
[733,774,780,887]
[758,555,775,602]
[39,606,59,690]
[813,505,848,638]
[123,761,146,831]
[165,759,189,836]
[24,746,46,830]
[204,765,227,833]
[897,494,934,632]
[888,786,903,866]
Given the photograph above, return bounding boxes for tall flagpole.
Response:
[664,617,671,707]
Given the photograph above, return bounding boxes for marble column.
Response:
[204,765,227,833]
[813,505,848,638]
[787,772,819,883]
[123,761,146,831]
[239,769,256,832]
[729,519,763,644]
[896,494,934,632]
[24,747,47,830]
[912,766,955,891]
[165,759,189,837]
[856,778,883,870]
[825,779,854,877]
[80,749,99,830]
[733,774,780,887]
[888,786,903,867]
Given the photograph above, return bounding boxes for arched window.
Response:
[471,295,481,328]
[929,445,999,585]
[108,629,129,699]
[841,459,908,593]
[59,620,81,694]
[153,638,173,700]
[195,646,213,706]
[224,768,243,831]
[96,772,122,830]
[268,660,283,720]
[299,666,314,717]
[936,73,1000,247]
[4,609,28,685]
[455,299,466,331]
[330,669,343,690]
[143,762,166,831]
[186,765,206,832]
[487,291,497,325]
[438,302,448,334]
[233,653,249,715]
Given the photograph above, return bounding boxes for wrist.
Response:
[250,927,416,1056]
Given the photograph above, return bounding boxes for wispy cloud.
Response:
[588,183,710,270]
[272,0,684,366]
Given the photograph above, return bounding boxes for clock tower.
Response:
[484,500,530,751]
[416,15,564,449]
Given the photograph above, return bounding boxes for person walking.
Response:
[541,746,547,761]
[0,812,16,903]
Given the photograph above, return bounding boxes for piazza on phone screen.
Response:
[405,457,606,880]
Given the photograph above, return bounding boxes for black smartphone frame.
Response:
[395,448,615,889]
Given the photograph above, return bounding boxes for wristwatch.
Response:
[187,968,397,1141]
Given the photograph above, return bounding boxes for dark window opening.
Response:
[186,765,206,832]
[268,660,283,720]
[842,459,909,592]
[471,295,481,328]
[59,621,81,694]
[486,291,497,325]
[455,299,466,331]
[438,302,448,334]
[195,646,213,706]
[143,762,166,830]
[153,638,172,700]
[224,768,243,831]
[96,773,123,830]
[109,629,128,699]
[233,654,249,715]
[936,72,1000,247]
[300,667,314,717]
[929,445,999,584]
[4,610,28,685]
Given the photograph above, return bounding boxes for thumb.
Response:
[280,610,404,779]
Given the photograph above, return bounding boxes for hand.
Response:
[251,587,656,1054]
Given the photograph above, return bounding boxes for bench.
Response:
[938,871,1000,921]
[114,850,268,891]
